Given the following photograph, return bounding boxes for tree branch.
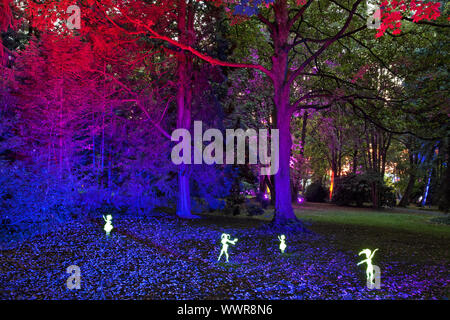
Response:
[287,0,364,86]
[288,0,314,29]
[96,1,273,79]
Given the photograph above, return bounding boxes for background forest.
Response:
[0,0,449,238]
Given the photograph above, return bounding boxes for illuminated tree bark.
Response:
[261,0,363,224]
[0,0,13,62]
[266,0,297,222]
[175,0,197,218]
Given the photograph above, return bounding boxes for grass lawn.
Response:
[208,202,449,264]
[293,203,450,239]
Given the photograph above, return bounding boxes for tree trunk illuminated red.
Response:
[175,0,197,218]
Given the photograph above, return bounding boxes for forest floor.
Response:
[1,203,449,300]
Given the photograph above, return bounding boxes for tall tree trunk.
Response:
[291,110,308,201]
[175,53,193,218]
[329,169,335,201]
[258,175,266,201]
[399,172,415,207]
[92,112,96,175]
[108,105,114,187]
[270,0,299,223]
[274,109,296,221]
[176,62,194,217]
[101,107,105,175]
[58,81,63,179]
[300,111,308,156]
[175,0,197,218]
[272,84,296,221]
[398,140,417,207]
[352,148,358,174]
[291,181,299,202]
[268,175,275,205]
[371,181,379,208]
[437,141,450,212]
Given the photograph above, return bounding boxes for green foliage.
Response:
[332,173,396,207]
[380,184,397,208]
[332,174,370,206]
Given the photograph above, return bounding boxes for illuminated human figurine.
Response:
[357,248,378,285]
[103,214,113,236]
[278,234,287,254]
[217,233,238,263]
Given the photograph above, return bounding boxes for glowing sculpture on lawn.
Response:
[103,214,113,236]
[278,234,287,254]
[357,248,378,286]
[217,233,238,263]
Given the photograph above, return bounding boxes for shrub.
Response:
[246,203,265,216]
[332,173,396,207]
[0,163,78,243]
[380,184,396,208]
[305,181,328,203]
[332,175,370,206]
[207,197,226,211]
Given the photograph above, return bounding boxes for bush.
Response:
[191,198,208,214]
[260,198,270,209]
[380,184,396,208]
[332,175,370,206]
[332,173,396,207]
[0,163,78,243]
[207,197,226,211]
[246,203,265,216]
[305,182,328,203]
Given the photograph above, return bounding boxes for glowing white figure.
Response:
[357,248,378,286]
[278,234,287,254]
[103,214,113,236]
[217,233,238,263]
